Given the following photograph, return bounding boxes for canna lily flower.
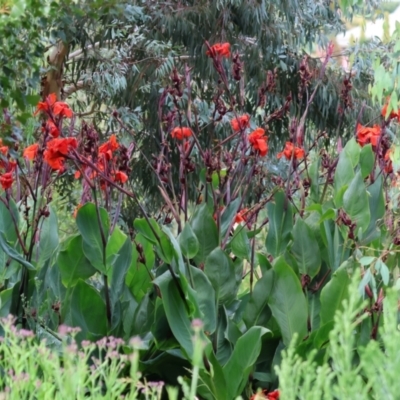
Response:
[0,139,8,155]
[356,123,381,147]
[231,114,250,131]
[44,119,60,138]
[384,149,393,174]
[249,389,280,400]
[0,172,13,190]
[248,128,268,157]
[99,134,119,160]
[23,143,39,161]
[44,137,78,171]
[170,127,193,140]
[277,142,305,160]
[34,93,57,116]
[53,102,73,118]
[206,42,231,58]
[114,170,128,184]
[235,208,249,224]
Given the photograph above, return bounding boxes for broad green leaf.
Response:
[190,204,219,265]
[0,197,19,243]
[62,280,107,341]
[265,191,293,257]
[309,158,320,203]
[110,238,133,311]
[320,261,353,325]
[268,257,307,346]
[204,247,237,304]
[243,269,274,327]
[76,203,110,273]
[106,227,127,266]
[343,170,370,233]
[360,144,374,178]
[153,271,193,358]
[0,233,34,270]
[36,205,59,268]
[230,226,251,260]
[57,235,97,287]
[220,198,241,238]
[178,223,199,259]
[334,145,355,207]
[191,266,216,334]
[223,326,270,399]
[291,218,321,278]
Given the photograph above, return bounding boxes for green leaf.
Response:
[230,226,251,260]
[0,196,19,243]
[36,205,59,268]
[267,257,307,346]
[320,261,353,325]
[178,223,199,259]
[191,266,217,334]
[334,144,356,207]
[309,158,320,203]
[153,271,193,358]
[359,144,374,178]
[220,198,241,238]
[57,235,97,287]
[265,190,293,257]
[291,218,321,278]
[343,170,370,233]
[76,203,110,273]
[204,247,238,304]
[190,204,219,265]
[243,269,274,327]
[0,233,35,270]
[223,326,270,398]
[110,238,133,311]
[62,280,107,341]
[106,227,127,266]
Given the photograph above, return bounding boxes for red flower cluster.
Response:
[44,137,78,171]
[248,128,268,157]
[231,115,250,131]
[356,124,381,147]
[206,42,231,58]
[34,93,73,138]
[277,142,305,160]
[0,139,16,190]
[23,143,39,161]
[170,127,193,140]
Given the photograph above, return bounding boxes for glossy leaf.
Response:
[291,218,321,278]
[0,233,34,270]
[230,226,251,260]
[359,144,374,178]
[178,223,199,259]
[76,203,110,273]
[57,235,97,287]
[190,204,219,265]
[204,247,237,304]
[268,257,307,346]
[0,196,19,243]
[265,190,293,257]
[36,205,59,268]
[343,170,370,233]
[320,261,352,325]
[223,326,270,399]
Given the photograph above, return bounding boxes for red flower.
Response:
[382,103,399,121]
[235,208,249,224]
[23,143,39,161]
[53,102,73,118]
[248,128,268,157]
[171,127,193,140]
[43,119,60,138]
[0,172,13,190]
[356,123,381,147]
[44,137,78,171]
[231,115,250,131]
[277,142,305,160]
[250,389,279,400]
[99,134,119,160]
[206,42,231,58]
[115,170,128,184]
[34,93,57,116]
